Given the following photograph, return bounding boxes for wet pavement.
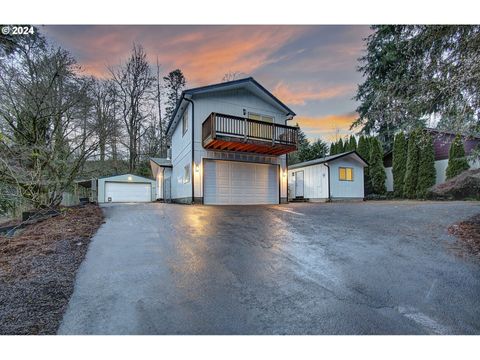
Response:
[58,201,480,334]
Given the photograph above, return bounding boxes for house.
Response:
[384,129,480,191]
[288,151,368,201]
[150,77,299,205]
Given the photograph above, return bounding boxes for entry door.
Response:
[295,171,304,197]
[203,160,279,205]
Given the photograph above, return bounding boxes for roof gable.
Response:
[289,151,369,170]
[166,77,295,136]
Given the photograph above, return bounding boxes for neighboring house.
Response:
[151,77,298,205]
[288,151,368,201]
[384,129,480,191]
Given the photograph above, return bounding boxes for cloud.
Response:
[294,112,360,142]
[273,81,355,106]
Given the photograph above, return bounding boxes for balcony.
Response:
[202,112,298,155]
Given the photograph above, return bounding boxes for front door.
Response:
[295,171,304,198]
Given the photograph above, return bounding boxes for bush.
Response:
[446,134,470,180]
[369,137,387,195]
[403,129,420,198]
[392,132,407,197]
[416,131,436,199]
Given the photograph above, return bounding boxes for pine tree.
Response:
[416,131,436,198]
[357,135,372,194]
[403,130,420,198]
[357,135,369,160]
[337,138,344,153]
[288,126,309,165]
[445,134,470,179]
[369,137,387,194]
[309,139,329,159]
[329,142,336,155]
[347,135,357,152]
[392,132,407,197]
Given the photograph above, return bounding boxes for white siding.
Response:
[287,163,329,201]
[192,89,289,200]
[385,167,393,192]
[171,103,193,200]
[329,158,365,199]
[97,174,156,203]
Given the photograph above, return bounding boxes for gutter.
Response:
[184,96,195,204]
[325,162,331,202]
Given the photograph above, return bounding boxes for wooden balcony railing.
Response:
[202,112,298,155]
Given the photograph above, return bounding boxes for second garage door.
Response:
[104,182,152,203]
[203,160,279,205]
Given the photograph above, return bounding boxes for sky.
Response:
[40,25,372,143]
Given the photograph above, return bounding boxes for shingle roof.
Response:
[150,157,172,167]
[288,151,369,170]
[165,77,296,136]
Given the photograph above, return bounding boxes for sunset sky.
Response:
[40,25,372,143]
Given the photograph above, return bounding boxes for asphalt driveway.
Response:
[58,201,480,334]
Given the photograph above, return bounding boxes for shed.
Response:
[97,174,157,203]
[288,151,368,201]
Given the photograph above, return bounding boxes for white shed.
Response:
[97,174,157,203]
[288,151,368,201]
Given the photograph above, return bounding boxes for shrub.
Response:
[446,134,470,180]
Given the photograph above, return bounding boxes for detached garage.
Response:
[97,174,156,203]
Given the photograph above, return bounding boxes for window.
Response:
[248,112,274,123]
[182,109,188,136]
[339,167,353,181]
[183,164,190,184]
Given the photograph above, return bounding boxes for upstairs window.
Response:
[248,112,274,123]
[339,167,353,181]
[182,109,188,136]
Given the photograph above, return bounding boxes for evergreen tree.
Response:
[392,132,407,197]
[369,137,387,194]
[416,131,436,198]
[163,69,186,121]
[337,138,344,153]
[288,126,309,165]
[347,135,357,152]
[309,139,329,160]
[403,130,420,198]
[357,135,372,194]
[445,134,470,179]
[357,135,369,160]
[329,142,336,155]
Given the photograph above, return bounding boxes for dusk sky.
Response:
[41,25,372,143]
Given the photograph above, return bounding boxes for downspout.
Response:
[184,97,195,204]
[325,162,331,202]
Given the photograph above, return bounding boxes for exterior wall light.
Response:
[195,164,200,173]
[127,176,132,181]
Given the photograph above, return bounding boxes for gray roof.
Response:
[166,77,296,136]
[288,151,369,170]
[150,157,172,167]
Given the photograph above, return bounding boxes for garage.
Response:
[97,174,156,203]
[203,160,279,205]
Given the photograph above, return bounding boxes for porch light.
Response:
[127,176,132,181]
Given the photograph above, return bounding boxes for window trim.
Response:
[339,167,354,181]
[182,109,188,136]
[183,164,190,184]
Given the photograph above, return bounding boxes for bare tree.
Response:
[109,44,154,172]
[163,69,186,123]
[0,34,98,209]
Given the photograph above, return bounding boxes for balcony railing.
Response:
[202,112,298,155]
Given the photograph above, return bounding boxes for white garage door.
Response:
[204,160,278,205]
[104,182,151,203]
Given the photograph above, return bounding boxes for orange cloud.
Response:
[52,26,309,86]
[273,81,355,106]
[294,112,360,142]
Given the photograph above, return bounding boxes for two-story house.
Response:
[150,77,299,205]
